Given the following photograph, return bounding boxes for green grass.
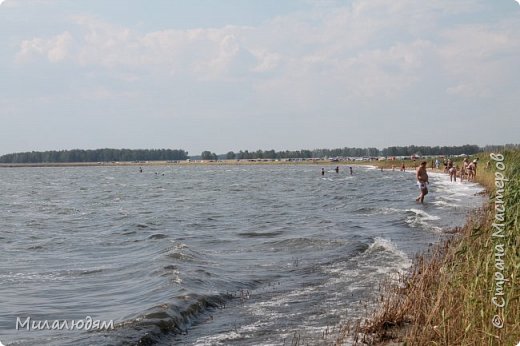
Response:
[340,150,519,345]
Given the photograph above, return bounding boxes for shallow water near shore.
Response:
[0,165,484,345]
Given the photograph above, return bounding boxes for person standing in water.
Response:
[473,158,479,177]
[321,168,325,176]
[416,161,429,203]
[449,165,457,182]
[335,166,339,173]
[467,160,476,181]
[349,166,353,175]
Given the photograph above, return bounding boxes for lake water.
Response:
[0,164,484,345]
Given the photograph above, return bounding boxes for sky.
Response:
[0,0,519,156]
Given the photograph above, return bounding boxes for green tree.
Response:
[201,151,217,160]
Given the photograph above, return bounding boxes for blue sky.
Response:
[1,0,519,156]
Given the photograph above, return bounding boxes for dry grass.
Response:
[339,150,519,346]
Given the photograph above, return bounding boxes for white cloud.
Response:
[3,0,520,154]
[16,16,255,80]
[16,31,72,63]
[13,1,520,108]
[439,22,520,97]
[250,50,281,72]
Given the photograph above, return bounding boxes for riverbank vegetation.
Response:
[340,150,519,345]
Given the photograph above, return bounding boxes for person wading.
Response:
[416,161,429,203]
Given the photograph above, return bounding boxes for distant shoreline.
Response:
[0,159,386,168]
[0,157,446,169]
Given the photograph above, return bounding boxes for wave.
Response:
[265,237,346,251]
[364,237,410,268]
[432,200,453,208]
[113,293,231,345]
[148,233,169,240]
[353,206,402,216]
[164,242,204,263]
[201,237,412,346]
[430,172,485,198]
[405,208,442,232]
[366,237,403,255]
[0,271,66,284]
[238,230,285,238]
[0,267,106,283]
[406,208,440,220]
[361,237,412,277]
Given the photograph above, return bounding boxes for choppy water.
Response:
[0,165,484,345]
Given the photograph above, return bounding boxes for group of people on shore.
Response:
[416,157,482,203]
[442,157,479,183]
[319,157,480,204]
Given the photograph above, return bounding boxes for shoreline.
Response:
[0,159,338,168]
[0,159,446,169]
[340,150,519,345]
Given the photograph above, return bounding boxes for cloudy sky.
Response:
[0,0,519,156]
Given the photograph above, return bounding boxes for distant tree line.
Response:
[201,151,219,161]
[0,149,189,164]
[216,144,512,160]
[380,145,481,157]
[2,144,517,164]
[222,148,381,160]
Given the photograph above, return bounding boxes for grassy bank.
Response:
[341,150,519,345]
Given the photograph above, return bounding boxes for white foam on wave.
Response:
[192,237,413,345]
[426,171,485,219]
[193,331,242,346]
[380,207,402,215]
[437,195,461,202]
[354,206,401,216]
[327,237,412,288]
[366,237,411,271]
[193,319,287,346]
[405,208,442,232]
[367,237,404,254]
[432,200,452,208]
[0,271,66,283]
[192,301,292,345]
[430,172,484,196]
[406,208,440,220]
